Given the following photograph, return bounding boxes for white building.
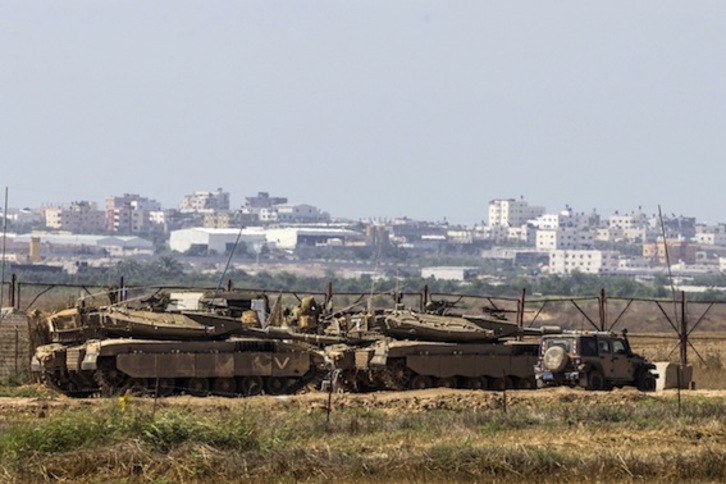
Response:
[421,266,480,281]
[97,236,155,256]
[602,211,655,242]
[169,228,267,254]
[596,226,649,243]
[258,204,330,224]
[549,250,620,274]
[170,226,363,253]
[262,227,362,251]
[530,208,591,231]
[694,225,726,246]
[536,227,595,251]
[488,198,546,228]
[609,212,649,231]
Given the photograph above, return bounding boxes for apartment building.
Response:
[105,194,162,234]
[536,226,595,251]
[203,210,231,229]
[179,188,230,213]
[44,201,105,233]
[694,224,726,246]
[549,250,620,274]
[643,238,698,265]
[487,198,545,228]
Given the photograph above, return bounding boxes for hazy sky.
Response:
[2,2,726,225]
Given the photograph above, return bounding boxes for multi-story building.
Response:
[536,226,595,251]
[694,224,726,246]
[105,194,161,234]
[549,250,620,274]
[643,238,698,265]
[601,210,653,243]
[179,188,230,213]
[237,192,289,223]
[44,201,106,233]
[487,198,546,228]
[609,211,649,231]
[203,211,231,229]
[530,207,592,231]
[660,216,697,240]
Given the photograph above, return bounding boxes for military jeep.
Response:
[534,330,657,391]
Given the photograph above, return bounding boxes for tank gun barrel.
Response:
[520,325,562,336]
[247,326,348,345]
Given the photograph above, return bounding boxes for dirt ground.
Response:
[1,386,721,422]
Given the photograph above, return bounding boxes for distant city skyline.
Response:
[1,187,715,229]
[3,3,726,226]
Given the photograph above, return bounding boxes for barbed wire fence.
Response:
[3,275,726,386]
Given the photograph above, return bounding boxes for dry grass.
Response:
[628,333,726,389]
[1,389,726,482]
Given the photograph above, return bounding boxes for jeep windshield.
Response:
[543,338,573,354]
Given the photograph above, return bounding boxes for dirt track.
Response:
[2,386,722,422]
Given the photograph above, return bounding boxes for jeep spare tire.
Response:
[543,346,568,372]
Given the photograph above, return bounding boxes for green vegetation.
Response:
[10,258,681,296]
[2,394,726,481]
[0,385,54,399]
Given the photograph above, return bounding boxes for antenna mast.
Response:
[0,187,8,313]
[658,205,680,329]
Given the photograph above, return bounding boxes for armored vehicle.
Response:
[31,291,328,397]
[534,330,657,391]
[327,310,558,391]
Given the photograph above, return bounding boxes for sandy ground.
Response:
[1,386,722,422]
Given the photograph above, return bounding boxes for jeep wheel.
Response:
[585,370,604,391]
[636,373,657,392]
[542,346,568,372]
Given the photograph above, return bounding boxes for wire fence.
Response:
[3,275,726,385]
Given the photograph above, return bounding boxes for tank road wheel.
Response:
[436,377,458,389]
[409,375,432,390]
[239,376,263,396]
[265,377,290,395]
[153,378,177,397]
[212,378,238,397]
[386,359,412,390]
[127,378,150,397]
[44,370,73,394]
[585,370,604,391]
[187,378,210,397]
[95,358,130,396]
[465,377,487,390]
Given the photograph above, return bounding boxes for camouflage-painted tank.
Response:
[31,291,329,397]
[326,310,559,391]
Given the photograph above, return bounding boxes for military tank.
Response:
[326,309,559,392]
[31,291,329,397]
